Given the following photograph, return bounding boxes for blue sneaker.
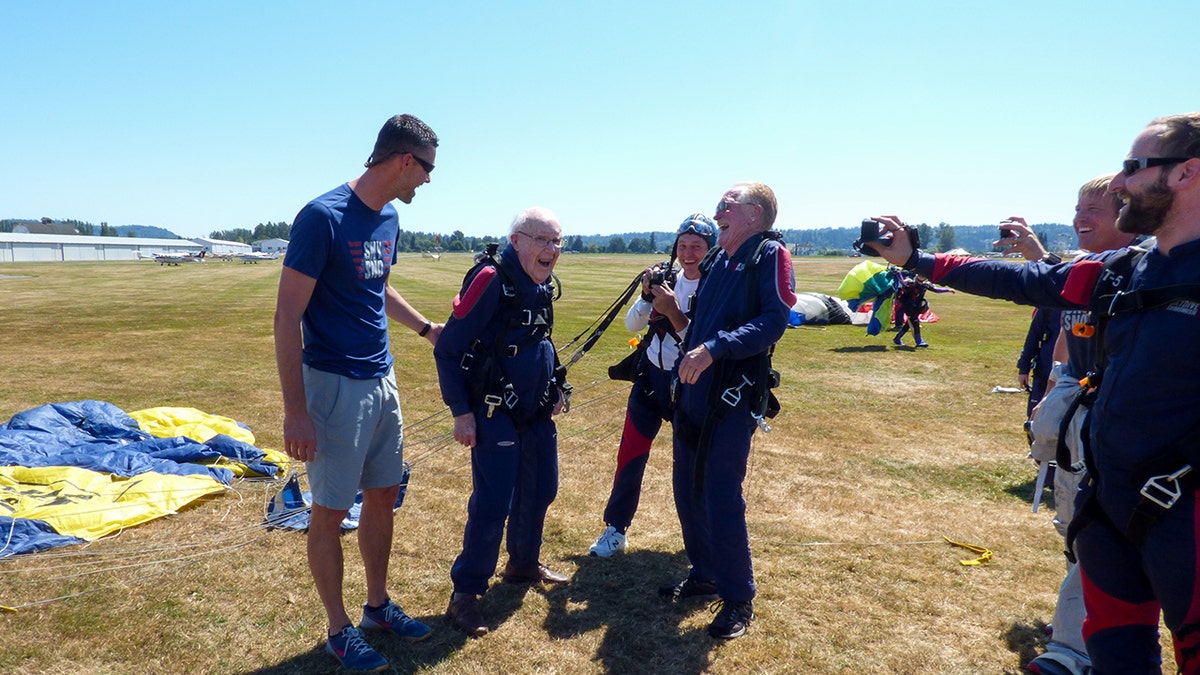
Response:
[361,598,432,642]
[325,625,387,672]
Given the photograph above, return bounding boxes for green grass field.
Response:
[0,255,1175,674]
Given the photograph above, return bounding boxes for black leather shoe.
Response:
[446,594,488,637]
[658,577,719,602]
[501,562,569,584]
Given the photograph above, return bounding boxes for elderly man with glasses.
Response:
[663,181,796,640]
[434,207,571,638]
[865,113,1200,674]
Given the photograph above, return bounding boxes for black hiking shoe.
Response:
[707,599,754,639]
[658,577,719,602]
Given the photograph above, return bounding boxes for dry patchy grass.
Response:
[0,255,1176,674]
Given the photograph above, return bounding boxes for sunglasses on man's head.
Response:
[1122,157,1190,177]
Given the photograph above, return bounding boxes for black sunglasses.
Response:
[407,152,435,174]
[715,199,750,215]
[1122,157,1190,177]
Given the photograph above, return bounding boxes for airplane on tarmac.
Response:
[152,250,207,265]
[238,251,279,263]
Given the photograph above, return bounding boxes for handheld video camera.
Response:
[853,218,920,257]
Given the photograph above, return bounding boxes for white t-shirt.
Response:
[624,273,701,371]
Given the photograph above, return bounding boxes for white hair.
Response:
[509,206,560,236]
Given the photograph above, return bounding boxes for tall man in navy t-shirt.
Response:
[274,114,443,672]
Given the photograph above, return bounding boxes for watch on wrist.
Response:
[419,320,432,337]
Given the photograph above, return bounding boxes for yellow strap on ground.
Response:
[943,535,992,566]
[1,605,16,614]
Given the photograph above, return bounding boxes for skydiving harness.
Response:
[457,244,571,424]
[688,232,785,493]
[1061,246,1200,552]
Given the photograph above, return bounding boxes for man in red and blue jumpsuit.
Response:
[434,207,569,638]
[667,181,796,640]
[865,112,1200,674]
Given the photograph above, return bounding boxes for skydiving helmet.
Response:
[675,213,717,249]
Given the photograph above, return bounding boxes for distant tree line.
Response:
[5,216,1073,256]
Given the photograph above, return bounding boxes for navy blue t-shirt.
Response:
[284,183,399,379]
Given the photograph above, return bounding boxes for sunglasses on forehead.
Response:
[1122,157,1190,177]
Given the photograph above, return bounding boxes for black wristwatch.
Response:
[1040,252,1063,265]
[419,321,432,337]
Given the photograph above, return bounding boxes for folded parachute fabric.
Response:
[2,464,225,541]
[0,400,284,556]
[130,406,290,478]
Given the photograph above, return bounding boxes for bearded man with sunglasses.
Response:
[865,113,1200,674]
[275,114,442,672]
[664,182,796,640]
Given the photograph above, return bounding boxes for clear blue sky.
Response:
[2,1,1194,240]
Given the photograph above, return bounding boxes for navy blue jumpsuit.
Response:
[434,245,561,596]
[912,242,1200,674]
[672,233,795,604]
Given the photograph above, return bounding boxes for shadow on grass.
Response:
[240,549,715,675]
[1002,618,1052,672]
[830,345,890,353]
[543,550,718,674]
[1004,473,1054,509]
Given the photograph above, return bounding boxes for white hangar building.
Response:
[0,232,203,263]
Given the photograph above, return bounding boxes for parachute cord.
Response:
[1,536,262,612]
[557,272,644,368]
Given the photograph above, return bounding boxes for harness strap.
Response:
[690,232,786,493]
[692,358,735,494]
[1097,283,1200,317]
[1054,385,1094,473]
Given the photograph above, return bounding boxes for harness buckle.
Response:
[720,374,754,408]
[1140,465,1193,510]
[520,309,533,326]
[503,386,520,410]
[483,394,503,419]
[1107,290,1137,317]
[505,345,519,357]
[459,352,475,371]
[752,413,771,433]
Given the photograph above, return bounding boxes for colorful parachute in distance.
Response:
[837,261,902,336]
